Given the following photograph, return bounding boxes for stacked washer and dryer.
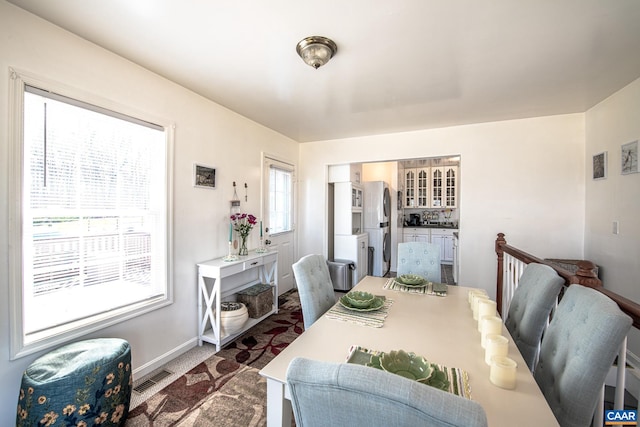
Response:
[363,181,391,277]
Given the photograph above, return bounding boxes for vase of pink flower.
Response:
[231,213,257,256]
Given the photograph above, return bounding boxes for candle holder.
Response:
[223,241,238,262]
[255,237,268,253]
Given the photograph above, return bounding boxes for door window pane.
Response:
[268,164,293,234]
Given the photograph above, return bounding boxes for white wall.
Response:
[4,2,637,423]
[585,77,640,354]
[0,2,298,424]
[299,114,587,298]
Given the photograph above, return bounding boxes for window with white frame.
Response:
[267,159,294,234]
[9,71,172,359]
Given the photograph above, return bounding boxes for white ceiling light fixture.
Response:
[296,36,338,69]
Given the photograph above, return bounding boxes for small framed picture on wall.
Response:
[592,151,607,180]
[621,141,638,175]
[593,151,607,179]
[194,163,216,189]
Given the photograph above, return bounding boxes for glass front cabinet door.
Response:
[431,166,457,209]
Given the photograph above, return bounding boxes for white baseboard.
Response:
[131,338,199,380]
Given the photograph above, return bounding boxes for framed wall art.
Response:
[193,163,216,189]
[621,140,638,175]
[592,151,607,180]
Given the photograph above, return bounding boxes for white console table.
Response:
[197,250,278,351]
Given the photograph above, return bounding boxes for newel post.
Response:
[570,260,602,288]
[495,233,507,317]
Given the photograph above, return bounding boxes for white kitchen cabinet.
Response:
[334,233,369,285]
[328,164,362,184]
[402,227,430,243]
[197,251,278,351]
[453,232,459,283]
[403,168,429,208]
[430,228,455,264]
[402,227,455,264]
[334,182,364,235]
[431,166,458,208]
[404,169,415,208]
[404,165,458,209]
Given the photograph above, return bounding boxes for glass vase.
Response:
[239,235,248,256]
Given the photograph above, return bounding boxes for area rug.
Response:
[125,290,303,426]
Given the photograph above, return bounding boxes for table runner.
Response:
[325,296,392,328]
[383,278,448,296]
[345,345,471,399]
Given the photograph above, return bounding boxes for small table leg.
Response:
[266,378,292,427]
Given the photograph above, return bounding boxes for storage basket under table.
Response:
[237,284,274,318]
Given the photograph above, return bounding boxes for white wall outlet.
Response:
[613,220,619,235]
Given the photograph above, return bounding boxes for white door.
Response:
[263,155,296,295]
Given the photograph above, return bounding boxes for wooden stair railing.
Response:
[495,232,640,325]
[495,232,640,425]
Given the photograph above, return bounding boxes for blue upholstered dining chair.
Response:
[534,285,632,427]
[286,357,488,427]
[504,262,564,371]
[292,254,336,330]
[397,242,441,283]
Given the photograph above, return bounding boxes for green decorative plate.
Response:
[366,350,450,391]
[396,274,428,287]
[398,274,426,285]
[339,295,385,312]
[344,291,376,308]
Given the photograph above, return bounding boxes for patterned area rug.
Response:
[125,291,303,426]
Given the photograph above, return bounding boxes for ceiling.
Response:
[8,0,640,142]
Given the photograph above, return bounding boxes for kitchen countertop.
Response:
[403,224,458,230]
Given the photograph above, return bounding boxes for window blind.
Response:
[22,87,168,337]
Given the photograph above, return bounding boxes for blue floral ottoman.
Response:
[16,338,132,426]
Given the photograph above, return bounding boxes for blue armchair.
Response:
[397,242,441,283]
[286,357,488,427]
[504,263,564,371]
[534,285,632,427]
[292,254,336,329]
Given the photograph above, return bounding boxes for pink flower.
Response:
[230,213,257,238]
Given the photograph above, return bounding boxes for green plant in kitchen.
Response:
[231,213,257,256]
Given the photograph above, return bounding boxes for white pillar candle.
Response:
[472,293,490,320]
[490,356,518,389]
[468,289,487,306]
[485,334,509,365]
[477,299,497,331]
[480,315,503,348]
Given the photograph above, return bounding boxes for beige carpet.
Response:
[126,291,303,426]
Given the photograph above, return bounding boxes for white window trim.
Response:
[8,67,175,360]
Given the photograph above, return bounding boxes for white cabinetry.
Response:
[334,180,367,284]
[430,228,455,264]
[404,166,458,209]
[328,164,362,184]
[402,227,430,242]
[401,228,455,264]
[453,233,459,283]
[334,182,363,234]
[431,166,458,208]
[403,168,429,208]
[334,233,369,285]
[197,251,278,351]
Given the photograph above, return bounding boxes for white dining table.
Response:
[259,276,560,427]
